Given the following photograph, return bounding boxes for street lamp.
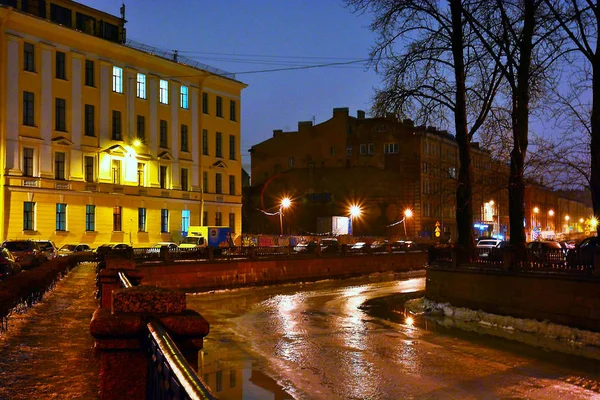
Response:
[565,215,570,234]
[279,197,291,236]
[349,204,362,236]
[403,209,413,238]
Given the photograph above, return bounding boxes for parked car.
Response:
[58,244,92,257]
[293,241,317,254]
[0,247,22,281]
[475,239,502,257]
[94,243,132,257]
[2,240,46,269]
[390,240,415,251]
[567,236,600,267]
[319,238,339,253]
[370,240,389,252]
[147,242,178,255]
[350,242,369,253]
[36,240,58,260]
[527,241,566,264]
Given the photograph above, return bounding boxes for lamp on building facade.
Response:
[279,197,291,236]
[403,209,413,238]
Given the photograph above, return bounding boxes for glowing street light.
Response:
[533,207,539,214]
[591,217,599,230]
[132,138,142,147]
[548,209,555,217]
[403,209,413,238]
[565,215,570,221]
[279,197,291,236]
[349,204,362,236]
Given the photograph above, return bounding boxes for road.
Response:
[187,273,600,400]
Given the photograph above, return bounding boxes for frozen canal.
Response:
[187,273,600,399]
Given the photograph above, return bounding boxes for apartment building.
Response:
[0,0,246,246]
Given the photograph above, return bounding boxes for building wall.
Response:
[0,2,246,247]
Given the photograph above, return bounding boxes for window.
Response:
[202,130,209,155]
[23,148,34,177]
[289,157,294,168]
[229,100,236,121]
[180,125,188,152]
[55,152,65,180]
[138,208,146,232]
[55,51,66,79]
[346,146,352,156]
[24,202,35,230]
[203,211,208,226]
[112,159,121,184]
[229,213,236,233]
[230,369,236,389]
[202,92,209,114]
[182,210,190,235]
[76,12,95,34]
[23,91,35,126]
[50,3,72,26]
[161,209,169,233]
[216,370,223,393]
[84,156,94,182]
[229,135,236,160]
[136,115,145,141]
[203,171,208,193]
[85,205,95,231]
[359,144,366,155]
[112,66,123,93]
[85,60,94,86]
[180,85,188,109]
[216,96,223,117]
[215,212,222,226]
[137,163,145,186]
[159,165,168,189]
[56,203,66,231]
[24,42,35,72]
[159,120,168,148]
[215,173,222,194]
[84,104,95,136]
[368,143,375,154]
[159,79,168,104]
[113,206,122,231]
[216,132,222,158]
[112,110,122,140]
[422,161,428,174]
[136,73,146,99]
[181,168,188,191]
[55,98,66,131]
[229,175,235,195]
[384,143,399,154]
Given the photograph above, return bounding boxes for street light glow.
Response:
[533,207,539,214]
[281,197,291,209]
[133,139,142,147]
[591,217,599,229]
[548,209,555,217]
[489,200,494,206]
[349,204,362,218]
[580,218,585,223]
[565,215,570,221]
[404,209,413,218]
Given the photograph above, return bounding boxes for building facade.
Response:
[0,0,246,247]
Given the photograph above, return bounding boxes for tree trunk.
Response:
[591,38,600,235]
[450,0,474,256]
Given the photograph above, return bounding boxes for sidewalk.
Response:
[0,262,100,400]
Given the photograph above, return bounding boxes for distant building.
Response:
[0,0,246,246]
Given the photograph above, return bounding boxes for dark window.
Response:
[23,202,35,230]
[216,96,223,117]
[215,212,222,226]
[159,166,168,189]
[84,104,95,136]
[230,369,236,389]
[0,0,17,7]
[216,132,222,158]
[203,171,208,193]
[84,156,94,182]
[101,21,120,42]
[23,148,34,177]
[85,205,95,231]
[181,168,188,191]
[229,175,235,195]
[50,3,72,27]
[202,129,209,155]
[55,51,66,79]
[215,173,222,194]
[112,110,122,140]
[138,208,146,232]
[24,42,35,72]
[230,100,236,121]
[21,0,47,18]
[136,115,145,141]
[85,59,94,86]
[180,125,188,152]
[216,370,223,393]
[112,159,121,184]
[229,135,236,160]
[202,92,208,114]
[229,213,236,233]
[75,12,96,34]
[56,203,66,231]
[54,152,65,180]
[159,120,168,148]
[23,91,34,126]
[203,211,208,226]
[137,163,145,186]
[113,206,121,231]
[161,209,169,233]
[55,98,66,131]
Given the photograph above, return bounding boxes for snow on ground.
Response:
[405,297,600,360]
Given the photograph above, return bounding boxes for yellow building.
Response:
[0,0,246,247]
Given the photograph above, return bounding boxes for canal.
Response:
[187,272,600,399]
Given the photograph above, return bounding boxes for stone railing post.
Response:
[160,245,171,264]
[97,257,143,309]
[341,244,348,256]
[90,285,209,400]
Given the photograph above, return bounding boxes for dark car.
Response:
[2,240,46,269]
[293,241,317,254]
[36,240,58,260]
[0,247,22,280]
[370,240,389,252]
[567,236,600,267]
[319,238,339,253]
[58,243,92,257]
[527,241,566,264]
[390,240,415,251]
[94,243,133,258]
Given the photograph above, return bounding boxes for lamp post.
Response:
[565,215,570,234]
[279,197,291,236]
[403,209,413,238]
[349,204,362,236]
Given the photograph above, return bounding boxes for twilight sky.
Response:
[80,0,381,171]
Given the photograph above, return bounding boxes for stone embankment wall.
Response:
[426,266,600,332]
[137,253,427,292]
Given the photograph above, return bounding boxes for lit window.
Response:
[86,205,95,231]
[137,73,146,99]
[384,143,399,154]
[161,209,169,233]
[56,203,66,231]
[112,66,123,93]
[159,79,169,104]
[180,85,188,109]
[182,210,190,235]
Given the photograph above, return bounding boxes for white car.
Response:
[476,239,502,257]
[147,242,178,255]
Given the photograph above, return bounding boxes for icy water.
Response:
[188,272,600,400]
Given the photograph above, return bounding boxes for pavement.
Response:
[0,262,100,400]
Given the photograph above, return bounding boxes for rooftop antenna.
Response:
[120,2,127,44]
